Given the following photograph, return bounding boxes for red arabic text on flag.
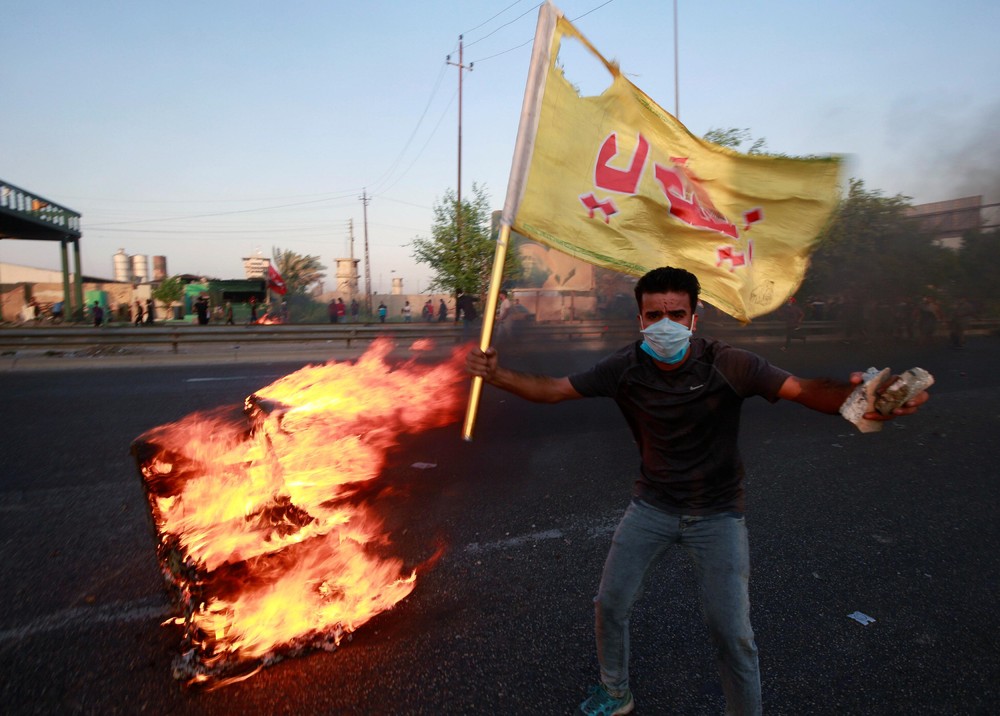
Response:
[498,2,842,322]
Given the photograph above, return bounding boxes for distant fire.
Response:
[254,313,283,325]
[132,339,467,686]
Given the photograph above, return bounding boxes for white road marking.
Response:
[0,597,171,643]
[463,519,617,555]
[185,376,254,383]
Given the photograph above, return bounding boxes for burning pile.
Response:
[131,339,468,686]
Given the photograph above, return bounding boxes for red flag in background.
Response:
[267,263,287,295]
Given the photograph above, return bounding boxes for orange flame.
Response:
[135,338,467,682]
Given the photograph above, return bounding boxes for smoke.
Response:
[886,99,1000,207]
[945,102,1000,204]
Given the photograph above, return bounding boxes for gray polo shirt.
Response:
[569,337,790,515]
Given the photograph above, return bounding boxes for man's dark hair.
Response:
[634,267,700,312]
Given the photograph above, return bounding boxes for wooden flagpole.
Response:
[460,3,557,440]
[461,223,511,441]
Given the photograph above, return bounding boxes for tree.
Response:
[799,178,950,303]
[151,275,185,319]
[951,227,1000,314]
[703,127,768,154]
[411,183,520,296]
[271,248,326,295]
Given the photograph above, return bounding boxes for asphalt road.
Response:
[1,334,997,715]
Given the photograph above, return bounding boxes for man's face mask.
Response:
[640,317,692,364]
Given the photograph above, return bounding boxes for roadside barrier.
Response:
[1,318,996,355]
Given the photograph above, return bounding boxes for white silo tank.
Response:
[334,258,359,299]
[130,254,149,283]
[113,249,132,283]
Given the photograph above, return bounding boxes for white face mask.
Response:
[640,317,692,364]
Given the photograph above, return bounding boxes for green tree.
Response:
[952,227,1000,314]
[799,179,950,303]
[703,127,768,154]
[411,183,520,296]
[151,275,185,319]
[271,247,326,295]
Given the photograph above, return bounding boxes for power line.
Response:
[366,62,450,196]
[571,0,617,23]
[53,190,359,205]
[463,0,528,35]
[464,2,543,48]
[370,89,457,199]
[378,195,434,210]
[470,0,618,64]
[84,194,360,228]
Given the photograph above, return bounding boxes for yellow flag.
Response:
[501,3,842,322]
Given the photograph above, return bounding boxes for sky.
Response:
[2,0,999,293]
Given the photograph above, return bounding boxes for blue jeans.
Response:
[595,499,761,715]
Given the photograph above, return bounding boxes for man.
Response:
[466,267,929,716]
[438,299,448,322]
[495,290,513,341]
[780,296,805,351]
[194,296,210,325]
[456,290,478,338]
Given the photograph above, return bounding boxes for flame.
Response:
[134,338,467,683]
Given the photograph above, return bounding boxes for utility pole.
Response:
[348,217,358,302]
[447,36,473,285]
[360,190,372,317]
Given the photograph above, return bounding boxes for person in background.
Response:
[194,295,210,325]
[495,290,513,341]
[133,300,144,327]
[780,296,806,351]
[456,290,478,338]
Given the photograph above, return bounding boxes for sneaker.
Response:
[579,683,634,715]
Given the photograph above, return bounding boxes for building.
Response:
[243,253,269,280]
[906,196,994,249]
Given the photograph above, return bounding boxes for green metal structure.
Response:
[0,179,84,319]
